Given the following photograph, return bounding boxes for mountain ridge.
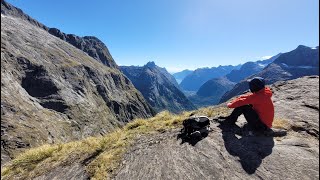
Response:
[1,1,155,165]
[220,45,319,103]
[120,62,196,113]
[1,0,118,68]
[180,65,241,92]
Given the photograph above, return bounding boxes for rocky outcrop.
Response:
[180,65,241,92]
[114,76,319,180]
[220,45,319,103]
[1,7,154,165]
[272,76,319,138]
[1,0,117,68]
[2,75,318,179]
[1,0,48,30]
[48,28,118,68]
[120,62,196,113]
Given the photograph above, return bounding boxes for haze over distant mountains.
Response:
[173,46,318,108]
[175,54,280,107]
[226,54,282,83]
[179,65,241,92]
[220,45,319,103]
[172,70,193,84]
[120,62,195,113]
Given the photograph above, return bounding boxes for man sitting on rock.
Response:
[220,77,274,135]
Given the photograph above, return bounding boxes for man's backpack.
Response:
[182,116,210,137]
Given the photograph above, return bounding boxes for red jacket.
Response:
[227,87,274,128]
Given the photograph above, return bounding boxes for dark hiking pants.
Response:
[228,105,268,131]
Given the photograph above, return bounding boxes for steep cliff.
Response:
[1,1,154,165]
[120,62,195,113]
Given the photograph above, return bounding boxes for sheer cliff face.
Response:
[1,4,154,164]
[120,63,196,113]
[1,1,118,69]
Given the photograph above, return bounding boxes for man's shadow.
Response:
[218,123,274,174]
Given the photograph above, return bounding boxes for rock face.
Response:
[220,45,319,103]
[114,76,319,180]
[48,29,118,68]
[1,2,155,165]
[272,76,319,138]
[1,1,118,68]
[189,77,236,107]
[2,77,318,179]
[120,62,196,113]
[1,0,48,30]
[180,65,241,92]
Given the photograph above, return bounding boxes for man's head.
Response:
[248,77,265,93]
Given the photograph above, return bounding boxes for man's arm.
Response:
[227,94,255,108]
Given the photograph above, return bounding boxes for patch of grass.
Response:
[272,118,291,130]
[196,106,230,118]
[1,107,229,180]
[1,144,62,177]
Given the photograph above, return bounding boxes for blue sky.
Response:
[6,0,319,73]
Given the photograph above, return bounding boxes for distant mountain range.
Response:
[226,54,282,83]
[179,54,279,107]
[220,45,319,103]
[189,77,236,107]
[179,65,241,92]
[172,70,193,84]
[120,62,196,113]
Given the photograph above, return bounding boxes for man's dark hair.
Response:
[248,77,265,93]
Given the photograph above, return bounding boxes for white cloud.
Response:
[261,55,273,60]
[165,67,195,74]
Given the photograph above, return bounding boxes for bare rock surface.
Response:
[113,76,319,180]
[1,13,154,165]
[272,76,319,138]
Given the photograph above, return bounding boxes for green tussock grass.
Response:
[1,107,229,180]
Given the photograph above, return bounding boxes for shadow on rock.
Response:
[177,128,209,146]
[218,123,274,174]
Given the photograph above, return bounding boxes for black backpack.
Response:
[182,116,210,137]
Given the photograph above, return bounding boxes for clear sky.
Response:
[6,0,319,73]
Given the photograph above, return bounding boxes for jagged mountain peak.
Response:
[120,64,195,113]
[296,44,311,50]
[145,61,157,68]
